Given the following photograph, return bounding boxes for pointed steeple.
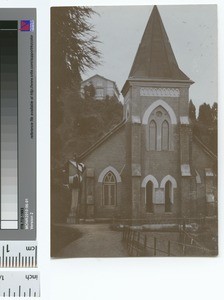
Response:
[129,6,190,81]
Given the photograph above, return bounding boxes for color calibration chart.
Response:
[0,20,18,231]
[0,10,36,241]
[0,9,39,297]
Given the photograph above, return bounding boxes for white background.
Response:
[0,0,223,299]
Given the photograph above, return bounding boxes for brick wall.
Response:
[78,78,215,221]
[82,126,129,218]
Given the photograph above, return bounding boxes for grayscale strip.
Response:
[0,9,36,240]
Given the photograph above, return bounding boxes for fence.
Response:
[113,217,208,227]
[122,226,216,257]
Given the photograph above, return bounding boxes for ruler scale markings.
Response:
[35,246,37,266]
[0,242,38,267]
[0,272,40,297]
[2,245,4,267]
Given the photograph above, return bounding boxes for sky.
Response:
[82,5,217,111]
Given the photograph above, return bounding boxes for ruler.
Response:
[0,241,37,268]
[0,272,40,297]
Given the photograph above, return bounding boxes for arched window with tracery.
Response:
[148,106,172,151]
[103,171,117,206]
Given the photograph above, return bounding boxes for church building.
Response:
[67,6,217,223]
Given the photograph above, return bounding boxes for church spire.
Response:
[129,6,190,81]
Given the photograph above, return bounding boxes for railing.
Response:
[113,217,208,227]
[122,227,217,257]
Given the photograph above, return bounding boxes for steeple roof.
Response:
[128,6,190,81]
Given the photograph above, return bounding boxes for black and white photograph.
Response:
[51,5,218,258]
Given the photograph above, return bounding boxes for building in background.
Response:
[81,74,120,101]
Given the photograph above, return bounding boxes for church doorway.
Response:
[165,181,172,212]
[103,171,116,206]
[146,181,153,213]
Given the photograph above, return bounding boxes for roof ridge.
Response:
[79,119,126,160]
[193,135,217,160]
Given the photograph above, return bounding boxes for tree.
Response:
[189,99,196,122]
[198,103,212,126]
[210,102,218,154]
[83,82,96,99]
[195,102,217,155]
[211,102,218,125]
[51,7,101,167]
[51,7,104,227]
[51,7,101,99]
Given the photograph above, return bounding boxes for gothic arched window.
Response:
[146,181,154,213]
[162,120,169,150]
[165,180,172,212]
[149,120,157,150]
[148,106,172,151]
[103,172,116,206]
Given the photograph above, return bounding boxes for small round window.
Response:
[156,111,162,117]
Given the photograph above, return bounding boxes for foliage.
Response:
[56,91,123,165]
[198,103,213,126]
[192,101,217,155]
[189,99,196,122]
[51,7,103,225]
[83,83,96,99]
[51,6,101,168]
[51,6,100,98]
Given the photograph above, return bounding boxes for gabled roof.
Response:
[128,6,191,81]
[193,135,217,161]
[79,120,125,160]
[81,74,120,95]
